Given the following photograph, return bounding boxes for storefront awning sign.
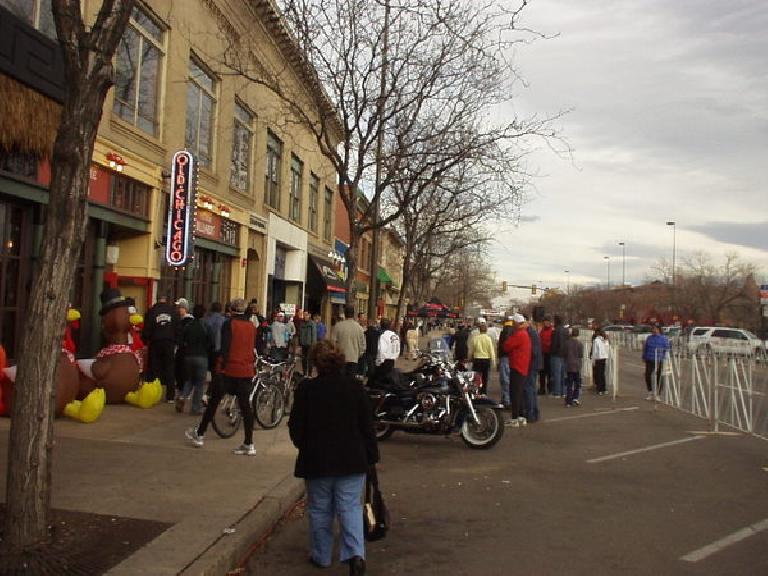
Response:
[166,150,196,267]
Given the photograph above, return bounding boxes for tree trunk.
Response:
[396,251,413,322]
[345,225,359,311]
[2,0,134,557]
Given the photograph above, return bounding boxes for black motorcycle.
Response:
[367,363,504,450]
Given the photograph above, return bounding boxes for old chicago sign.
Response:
[166,151,196,266]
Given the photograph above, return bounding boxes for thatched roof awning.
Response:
[0,74,60,158]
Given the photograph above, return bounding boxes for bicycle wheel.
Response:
[285,373,302,414]
[212,394,242,438]
[253,382,285,429]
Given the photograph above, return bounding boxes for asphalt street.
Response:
[243,351,768,576]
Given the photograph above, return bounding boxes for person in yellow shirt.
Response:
[469,322,496,395]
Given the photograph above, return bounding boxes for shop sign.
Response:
[165,151,196,267]
[196,209,221,241]
[249,213,268,233]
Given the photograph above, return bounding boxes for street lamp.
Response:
[604,256,610,288]
[618,242,626,286]
[666,221,676,286]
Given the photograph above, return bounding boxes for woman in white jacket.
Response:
[591,329,610,395]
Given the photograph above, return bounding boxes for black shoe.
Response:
[348,556,366,576]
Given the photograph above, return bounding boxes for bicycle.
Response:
[252,351,303,429]
[210,366,281,438]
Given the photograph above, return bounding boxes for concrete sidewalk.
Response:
[0,401,302,575]
[0,333,438,575]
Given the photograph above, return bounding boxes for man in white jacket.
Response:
[374,318,400,385]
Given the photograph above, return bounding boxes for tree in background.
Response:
[1,0,134,566]
[212,0,559,307]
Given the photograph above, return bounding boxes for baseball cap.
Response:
[175,297,189,309]
[511,313,525,323]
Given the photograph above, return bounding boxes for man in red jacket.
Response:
[538,316,553,395]
[186,298,257,455]
[503,313,532,427]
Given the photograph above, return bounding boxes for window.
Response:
[323,187,333,240]
[264,130,282,210]
[1,0,55,39]
[308,174,319,233]
[230,101,253,194]
[110,173,150,218]
[113,6,164,136]
[185,57,216,167]
[289,154,303,223]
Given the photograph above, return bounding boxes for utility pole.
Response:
[368,0,390,322]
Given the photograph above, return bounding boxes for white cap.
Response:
[511,313,525,323]
[477,317,486,323]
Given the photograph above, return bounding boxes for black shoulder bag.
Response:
[363,466,389,541]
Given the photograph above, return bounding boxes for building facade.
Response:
[0,0,340,356]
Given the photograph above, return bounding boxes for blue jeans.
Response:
[498,359,510,406]
[524,371,539,421]
[181,355,208,413]
[550,356,565,396]
[306,474,366,566]
[565,372,582,405]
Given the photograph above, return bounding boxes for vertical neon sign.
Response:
[166,151,196,266]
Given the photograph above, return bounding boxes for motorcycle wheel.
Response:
[374,421,395,441]
[460,406,503,449]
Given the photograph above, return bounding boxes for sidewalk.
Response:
[0,332,439,575]
[0,401,301,575]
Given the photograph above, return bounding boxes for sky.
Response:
[488,0,768,299]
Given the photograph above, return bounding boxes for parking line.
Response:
[680,518,768,562]
[586,435,705,464]
[543,407,639,423]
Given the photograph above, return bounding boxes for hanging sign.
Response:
[165,151,196,266]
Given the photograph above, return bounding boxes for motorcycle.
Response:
[367,364,504,450]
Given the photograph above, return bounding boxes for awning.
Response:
[308,255,346,292]
[377,266,393,284]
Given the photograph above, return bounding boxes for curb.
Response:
[180,475,305,576]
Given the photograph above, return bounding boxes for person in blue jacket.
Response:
[642,324,671,400]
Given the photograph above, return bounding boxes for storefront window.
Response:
[110,173,150,218]
[185,57,216,167]
[308,174,319,233]
[323,187,332,241]
[264,130,282,210]
[289,154,303,223]
[0,146,38,180]
[0,0,55,39]
[0,200,31,358]
[230,101,253,194]
[113,6,164,136]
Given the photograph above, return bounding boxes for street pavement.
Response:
[246,345,768,576]
[1,336,766,575]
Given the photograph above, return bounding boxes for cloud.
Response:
[687,222,768,251]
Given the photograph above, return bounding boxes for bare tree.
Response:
[1,0,134,565]
[205,0,558,306]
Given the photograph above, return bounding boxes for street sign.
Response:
[760,284,768,304]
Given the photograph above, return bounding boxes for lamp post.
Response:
[618,242,626,286]
[604,256,610,288]
[666,221,676,286]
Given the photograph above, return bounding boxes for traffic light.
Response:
[502,281,508,292]
[531,284,537,295]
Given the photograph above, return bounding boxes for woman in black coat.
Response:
[288,340,379,576]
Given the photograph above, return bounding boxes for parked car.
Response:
[632,324,654,344]
[686,327,763,356]
[603,325,632,333]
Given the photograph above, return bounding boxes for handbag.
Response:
[363,466,389,541]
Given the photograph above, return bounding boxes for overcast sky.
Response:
[488,0,768,299]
